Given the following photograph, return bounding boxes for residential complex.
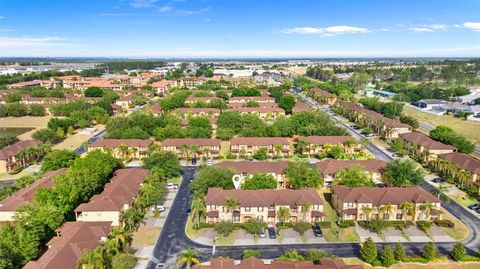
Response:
[228,107,285,119]
[161,138,221,158]
[205,187,324,224]
[317,159,387,186]
[88,138,154,159]
[0,140,42,173]
[194,257,363,269]
[435,152,480,192]
[310,88,337,105]
[230,137,291,158]
[332,185,442,221]
[297,135,360,155]
[398,132,455,162]
[173,107,221,118]
[75,168,149,226]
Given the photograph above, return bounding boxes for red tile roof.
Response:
[23,221,111,269]
[229,107,285,113]
[299,136,354,145]
[399,132,455,151]
[75,168,149,212]
[292,102,313,113]
[89,139,153,148]
[332,185,440,206]
[162,138,221,147]
[317,159,387,175]
[0,168,66,212]
[215,160,290,174]
[174,107,221,114]
[205,187,323,207]
[230,137,289,146]
[438,152,480,175]
[311,88,335,98]
[341,102,410,129]
[229,96,275,102]
[228,102,279,108]
[194,257,363,269]
[0,140,42,160]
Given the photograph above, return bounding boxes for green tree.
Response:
[430,125,474,153]
[85,87,104,97]
[384,159,423,186]
[30,104,46,116]
[142,150,181,178]
[111,253,136,269]
[253,148,268,160]
[177,246,200,269]
[242,249,260,259]
[67,125,75,135]
[422,242,436,261]
[393,242,406,262]
[293,221,312,236]
[360,237,378,264]
[450,242,466,261]
[77,248,106,269]
[304,248,327,262]
[32,128,62,144]
[189,167,235,195]
[242,173,277,190]
[335,166,375,187]
[380,246,396,267]
[399,114,419,129]
[277,250,305,261]
[214,221,236,237]
[41,149,79,172]
[277,207,291,227]
[285,162,323,189]
[279,96,296,114]
[242,218,267,236]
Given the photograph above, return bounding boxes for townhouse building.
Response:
[310,88,337,105]
[435,152,480,193]
[214,161,291,188]
[316,159,387,186]
[195,257,363,269]
[185,96,221,105]
[24,221,111,269]
[332,185,442,221]
[228,107,285,120]
[173,107,221,118]
[230,137,291,158]
[7,79,60,89]
[228,96,276,104]
[0,168,66,221]
[75,168,149,226]
[115,94,134,109]
[398,132,455,162]
[227,101,279,108]
[205,188,324,225]
[174,77,205,88]
[0,140,42,174]
[297,136,361,156]
[162,138,221,159]
[292,102,313,114]
[150,103,163,116]
[88,139,153,160]
[151,80,174,96]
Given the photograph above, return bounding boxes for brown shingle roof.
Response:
[292,102,313,113]
[89,139,153,148]
[150,103,163,114]
[214,161,290,174]
[23,221,111,269]
[299,136,354,145]
[317,159,387,175]
[205,188,323,207]
[230,137,289,146]
[229,96,275,102]
[162,138,221,147]
[399,132,455,151]
[311,88,335,98]
[174,107,221,114]
[438,152,480,174]
[194,257,363,269]
[0,140,42,160]
[75,168,149,212]
[332,185,440,206]
[0,168,66,212]
[341,102,410,129]
[228,102,279,108]
[229,107,285,113]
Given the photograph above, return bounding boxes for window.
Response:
[245,207,251,212]
[396,214,402,220]
[383,214,389,220]
[257,207,264,212]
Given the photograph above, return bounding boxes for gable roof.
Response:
[194,257,363,269]
[75,168,149,212]
[230,137,289,146]
[438,152,480,174]
[332,185,440,206]
[89,139,153,148]
[399,132,455,151]
[0,140,42,160]
[299,136,354,145]
[162,138,221,147]
[215,161,290,174]
[205,188,323,207]
[317,159,387,175]
[311,88,335,98]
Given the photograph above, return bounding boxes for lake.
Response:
[0,127,35,138]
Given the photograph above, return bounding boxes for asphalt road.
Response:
[74,129,107,154]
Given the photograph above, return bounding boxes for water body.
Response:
[0,127,34,138]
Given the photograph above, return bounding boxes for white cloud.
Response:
[409,24,447,32]
[429,24,447,30]
[410,27,434,32]
[0,16,4,19]
[463,22,480,31]
[130,0,160,8]
[281,25,368,36]
[0,36,74,47]
[158,6,172,13]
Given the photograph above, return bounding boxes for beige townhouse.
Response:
[398,132,455,162]
[214,161,291,188]
[297,136,361,156]
[75,168,149,226]
[316,159,387,187]
[310,88,337,105]
[0,140,42,174]
[162,138,221,159]
[332,185,442,221]
[435,152,480,193]
[205,187,324,225]
[230,137,291,158]
[173,107,221,118]
[88,139,153,160]
[228,107,285,120]
[228,96,276,104]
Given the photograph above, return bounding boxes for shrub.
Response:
[242,218,267,236]
[32,128,62,144]
[417,221,432,232]
[450,242,466,261]
[433,219,454,228]
[305,248,327,262]
[276,222,293,229]
[242,249,260,259]
[393,242,406,262]
[422,242,436,261]
[214,221,236,237]
[337,220,355,228]
[315,221,331,228]
[360,237,378,264]
[368,219,388,233]
[293,221,312,235]
[380,246,396,267]
[226,153,237,159]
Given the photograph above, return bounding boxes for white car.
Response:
[259,229,266,238]
[207,159,213,165]
[166,183,179,190]
[152,205,165,212]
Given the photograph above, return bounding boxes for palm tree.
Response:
[274,144,283,158]
[420,203,433,221]
[104,147,114,157]
[190,144,199,159]
[108,227,131,253]
[362,207,374,221]
[120,207,144,232]
[180,144,189,159]
[277,207,291,227]
[226,197,240,222]
[177,246,200,269]
[399,202,415,221]
[76,248,106,269]
[130,147,139,159]
[300,202,312,222]
[297,140,308,155]
[191,194,206,228]
[118,144,129,160]
[380,203,394,220]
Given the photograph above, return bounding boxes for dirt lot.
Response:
[403,106,480,144]
[0,116,52,139]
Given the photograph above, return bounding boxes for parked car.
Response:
[191,158,197,165]
[313,224,323,237]
[351,125,360,129]
[166,183,179,190]
[431,177,443,183]
[467,203,480,210]
[392,153,404,157]
[186,208,191,216]
[152,205,165,212]
[268,227,276,239]
[207,159,213,165]
[476,208,480,214]
[259,229,266,238]
[364,133,375,138]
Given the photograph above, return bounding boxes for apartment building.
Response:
[185,96,221,105]
[194,257,364,269]
[292,102,313,114]
[228,96,276,103]
[150,103,163,116]
[0,168,66,221]
[7,79,60,89]
[151,80,174,96]
[228,107,285,120]
[435,152,480,192]
[75,168,149,226]
[228,101,279,109]
[205,188,324,224]
[88,139,153,159]
[297,136,361,156]
[24,221,111,269]
[317,159,387,186]
[332,185,442,221]
[0,140,42,174]
[115,95,134,109]
[398,132,455,162]
[215,161,291,188]
[174,77,205,88]
[230,137,291,158]
[162,138,221,158]
[173,107,221,118]
[310,88,337,105]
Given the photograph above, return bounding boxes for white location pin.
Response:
[232,174,242,189]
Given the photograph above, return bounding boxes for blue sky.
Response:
[0,0,479,58]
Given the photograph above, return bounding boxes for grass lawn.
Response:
[131,226,161,248]
[449,192,478,207]
[403,106,480,144]
[344,257,480,269]
[184,214,200,239]
[440,210,469,241]
[216,233,235,246]
[168,176,183,184]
